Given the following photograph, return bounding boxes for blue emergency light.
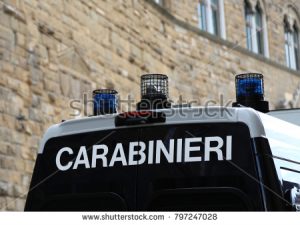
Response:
[233,73,269,113]
[93,89,118,115]
[236,73,264,101]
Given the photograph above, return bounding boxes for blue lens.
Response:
[93,91,117,115]
[236,76,263,98]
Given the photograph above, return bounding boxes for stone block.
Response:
[28,108,42,122]
[0,181,8,196]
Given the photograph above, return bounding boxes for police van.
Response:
[24,73,300,211]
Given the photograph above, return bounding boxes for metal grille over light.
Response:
[93,89,118,115]
[232,73,269,113]
[137,74,171,110]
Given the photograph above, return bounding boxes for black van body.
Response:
[25,107,300,211]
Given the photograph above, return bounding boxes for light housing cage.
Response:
[137,74,171,110]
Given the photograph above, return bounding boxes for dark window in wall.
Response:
[198,0,208,31]
[244,1,267,56]
[293,24,299,70]
[284,17,300,70]
[197,0,225,38]
[285,19,292,68]
[255,5,264,54]
[245,1,253,51]
[211,0,220,35]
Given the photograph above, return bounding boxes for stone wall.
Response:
[0,0,300,210]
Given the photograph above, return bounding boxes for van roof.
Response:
[38,106,269,154]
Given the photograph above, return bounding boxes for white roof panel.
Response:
[38,107,266,154]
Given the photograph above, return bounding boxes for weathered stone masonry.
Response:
[0,0,300,210]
